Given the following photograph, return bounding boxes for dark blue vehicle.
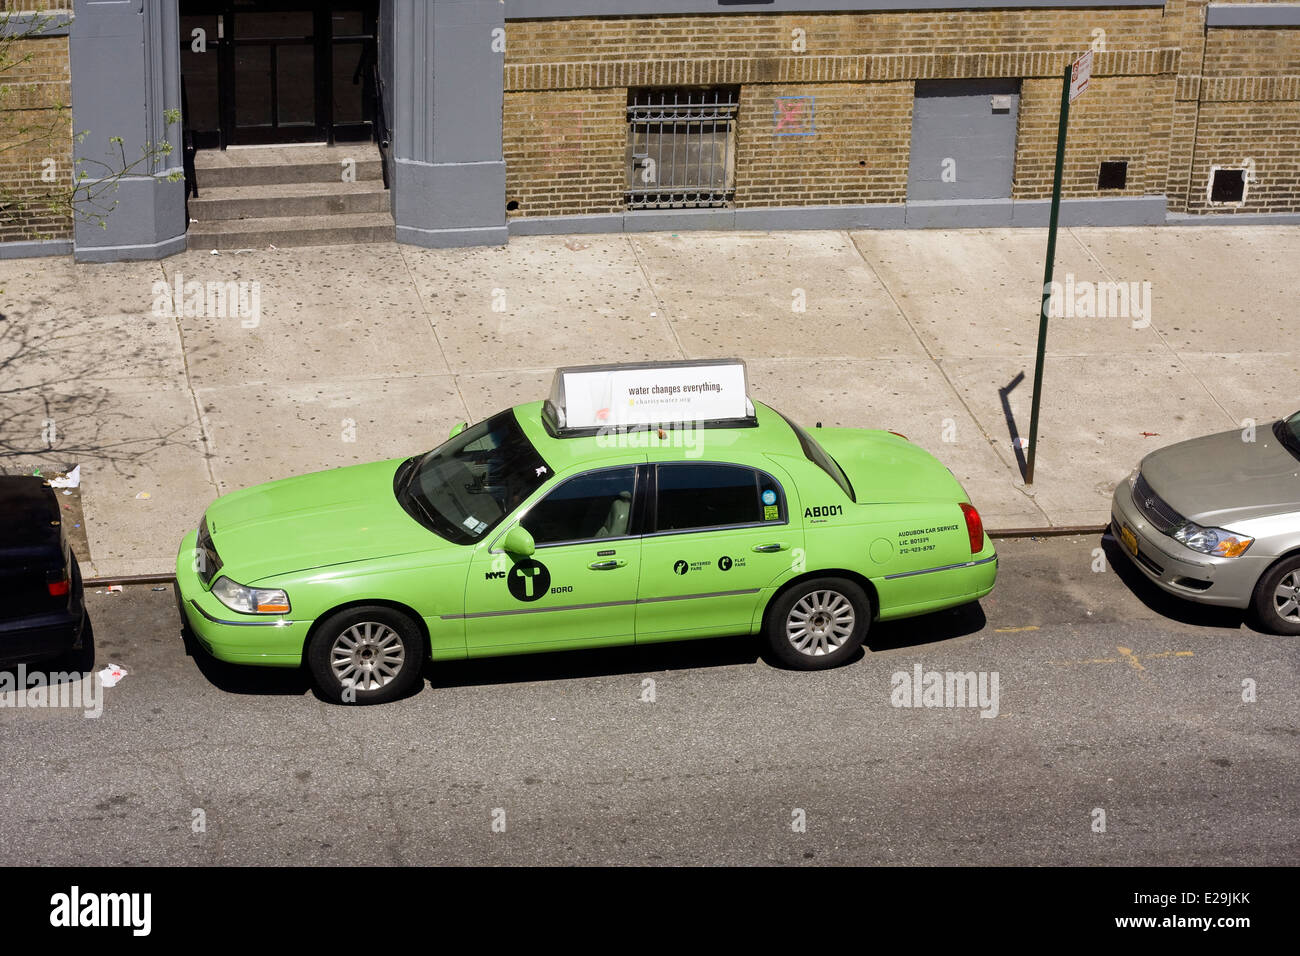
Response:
[0,476,92,671]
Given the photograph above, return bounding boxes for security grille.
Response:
[626,88,738,210]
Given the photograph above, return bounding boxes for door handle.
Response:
[588,560,627,570]
[752,543,789,553]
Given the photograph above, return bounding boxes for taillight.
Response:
[46,569,70,597]
[959,502,984,554]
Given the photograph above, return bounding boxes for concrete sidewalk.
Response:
[2,226,1296,577]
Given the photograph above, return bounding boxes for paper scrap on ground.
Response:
[48,465,80,489]
[97,663,128,687]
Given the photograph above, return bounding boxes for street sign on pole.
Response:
[1025,52,1089,486]
[1069,49,1093,103]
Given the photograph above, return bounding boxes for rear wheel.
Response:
[307,606,425,704]
[1251,556,1300,636]
[766,577,870,670]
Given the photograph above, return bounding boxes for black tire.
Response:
[306,606,426,705]
[50,614,95,676]
[765,577,870,670]
[1251,555,1300,636]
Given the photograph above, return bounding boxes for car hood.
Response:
[1141,425,1300,527]
[203,459,445,584]
[812,428,967,503]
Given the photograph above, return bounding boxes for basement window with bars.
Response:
[626,88,739,210]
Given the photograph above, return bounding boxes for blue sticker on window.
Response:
[762,489,777,506]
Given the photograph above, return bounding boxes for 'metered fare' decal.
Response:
[897,523,960,555]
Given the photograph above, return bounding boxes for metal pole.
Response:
[1025,62,1073,486]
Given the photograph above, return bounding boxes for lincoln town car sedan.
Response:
[175,360,997,704]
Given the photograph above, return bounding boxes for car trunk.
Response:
[0,476,71,619]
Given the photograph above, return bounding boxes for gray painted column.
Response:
[71,0,186,262]
[389,0,507,248]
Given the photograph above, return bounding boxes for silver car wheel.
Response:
[1273,570,1300,623]
[330,621,406,691]
[786,589,856,656]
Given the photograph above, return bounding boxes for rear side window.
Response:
[654,463,783,532]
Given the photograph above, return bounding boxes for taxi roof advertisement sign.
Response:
[556,360,749,430]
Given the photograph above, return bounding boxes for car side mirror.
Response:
[502,524,535,557]
[449,421,467,439]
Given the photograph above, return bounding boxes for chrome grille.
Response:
[1132,473,1184,533]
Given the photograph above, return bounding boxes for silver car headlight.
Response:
[1171,522,1254,558]
[210,576,291,614]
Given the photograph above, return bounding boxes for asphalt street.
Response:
[0,534,1295,866]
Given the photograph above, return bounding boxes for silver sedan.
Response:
[1110,410,1300,635]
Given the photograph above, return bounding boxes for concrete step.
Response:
[193,145,385,188]
[186,211,396,250]
[189,181,391,221]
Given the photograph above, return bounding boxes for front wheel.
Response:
[307,606,426,704]
[1251,556,1300,636]
[765,577,870,670]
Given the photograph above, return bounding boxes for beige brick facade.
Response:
[503,7,1300,221]
[0,6,74,243]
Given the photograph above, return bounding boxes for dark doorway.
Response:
[180,1,378,149]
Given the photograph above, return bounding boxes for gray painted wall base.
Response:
[74,233,188,264]
[71,172,188,262]
[0,239,74,260]
[508,196,1168,236]
[908,195,1166,227]
[1166,211,1300,226]
[392,159,507,241]
[396,223,510,248]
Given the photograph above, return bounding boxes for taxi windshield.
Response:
[397,410,551,544]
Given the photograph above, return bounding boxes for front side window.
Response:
[654,463,782,532]
[522,467,638,546]
[397,410,550,544]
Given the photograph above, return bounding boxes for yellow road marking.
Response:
[1045,647,1194,669]
[995,626,1040,633]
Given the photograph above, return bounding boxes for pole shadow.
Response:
[999,370,1028,481]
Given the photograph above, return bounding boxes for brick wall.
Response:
[503,9,1298,220]
[1185,25,1300,214]
[735,81,912,207]
[503,89,625,218]
[0,20,74,243]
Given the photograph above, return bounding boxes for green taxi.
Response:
[175,360,997,704]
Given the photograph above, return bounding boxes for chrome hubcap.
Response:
[331,622,405,691]
[1274,571,1300,623]
[786,590,855,656]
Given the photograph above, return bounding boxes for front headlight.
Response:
[1171,522,1254,558]
[210,576,291,614]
